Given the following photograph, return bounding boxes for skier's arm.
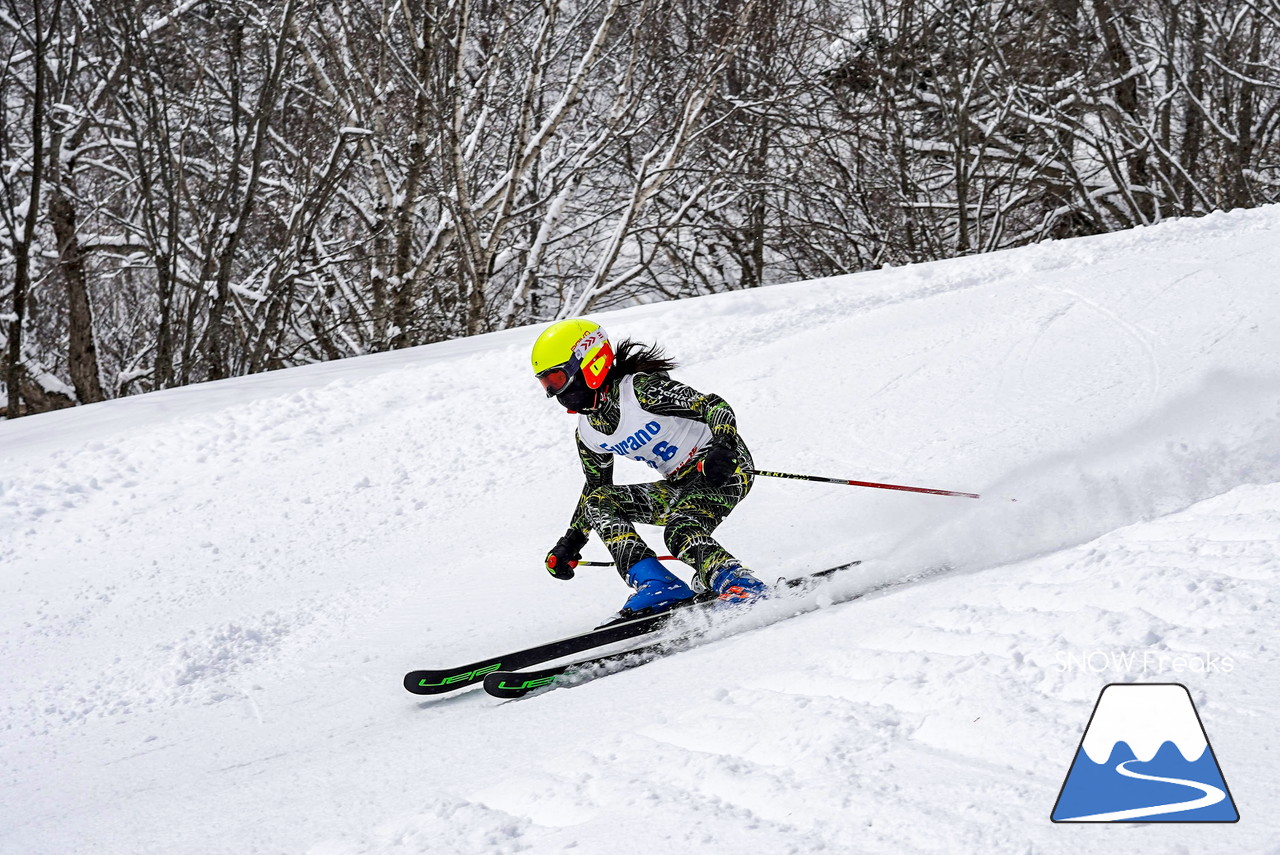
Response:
[567,432,613,533]
[546,435,612,579]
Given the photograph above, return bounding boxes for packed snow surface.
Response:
[3,207,1279,854]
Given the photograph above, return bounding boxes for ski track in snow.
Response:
[2,207,1279,853]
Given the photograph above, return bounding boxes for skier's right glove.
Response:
[545,529,588,580]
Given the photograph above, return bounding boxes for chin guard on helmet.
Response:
[554,372,599,412]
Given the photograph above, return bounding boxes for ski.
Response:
[483,561,932,700]
[484,636,681,699]
[403,560,861,696]
[403,594,712,696]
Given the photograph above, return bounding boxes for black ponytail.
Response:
[612,338,679,378]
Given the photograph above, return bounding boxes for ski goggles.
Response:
[536,356,581,397]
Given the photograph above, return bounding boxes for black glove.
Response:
[697,435,739,487]
[545,529,588,580]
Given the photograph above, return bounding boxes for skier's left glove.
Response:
[697,435,739,487]
[545,529,588,580]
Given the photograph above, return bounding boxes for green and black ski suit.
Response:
[566,370,754,588]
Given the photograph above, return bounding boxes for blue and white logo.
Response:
[1051,683,1239,822]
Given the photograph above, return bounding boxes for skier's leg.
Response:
[663,467,766,598]
[581,482,667,576]
[582,482,695,613]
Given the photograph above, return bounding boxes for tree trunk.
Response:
[1091,0,1152,222]
[6,0,55,418]
[1180,6,1206,213]
[50,188,106,404]
[1227,18,1263,210]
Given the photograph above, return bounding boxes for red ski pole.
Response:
[750,468,980,499]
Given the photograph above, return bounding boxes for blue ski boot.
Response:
[622,556,696,616]
[707,562,770,603]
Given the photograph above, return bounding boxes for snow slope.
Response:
[2,207,1279,854]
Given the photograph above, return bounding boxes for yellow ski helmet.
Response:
[531,318,615,397]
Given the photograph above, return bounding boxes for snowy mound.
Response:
[3,207,1279,854]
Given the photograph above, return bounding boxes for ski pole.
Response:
[750,468,980,499]
[576,555,678,567]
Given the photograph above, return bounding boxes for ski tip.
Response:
[809,559,862,579]
[403,661,505,695]
[404,671,438,695]
[779,559,863,590]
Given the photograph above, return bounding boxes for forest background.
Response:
[2,0,1277,417]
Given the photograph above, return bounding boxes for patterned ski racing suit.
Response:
[566,371,754,589]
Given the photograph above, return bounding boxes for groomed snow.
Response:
[2,207,1278,853]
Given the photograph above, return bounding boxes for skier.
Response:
[531,317,769,616]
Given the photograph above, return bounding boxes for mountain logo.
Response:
[1051,683,1239,822]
